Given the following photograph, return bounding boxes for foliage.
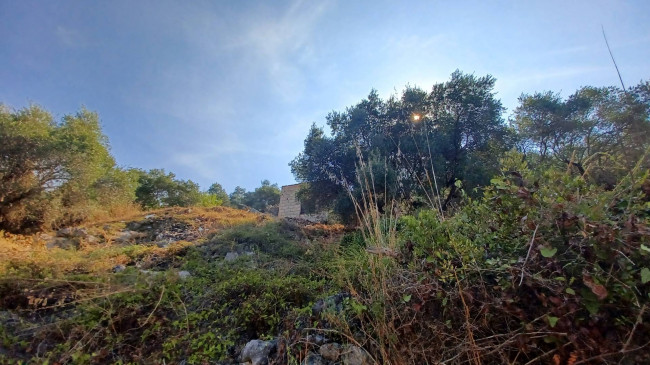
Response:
[512,81,650,186]
[290,71,511,220]
[327,150,650,364]
[0,104,136,232]
[207,182,230,206]
[135,169,205,209]
[229,180,281,214]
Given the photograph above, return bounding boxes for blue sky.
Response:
[1,0,649,192]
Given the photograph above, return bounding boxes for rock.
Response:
[302,352,325,365]
[312,292,350,316]
[46,237,80,250]
[225,252,240,261]
[56,228,73,237]
[57,227,88,238]
[127,222,142,231]
[341,345,370,365]
[40,233,54,241]
[240,339,276,365]
[115,230,144,243]
[319,343,342,361]
[145,214,156,219]
[156,239,173,248]
[178,271,191,280]
[306,334,327,345]
[112,265,126,273]
[86,235,99,244]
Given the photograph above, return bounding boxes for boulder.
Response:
[112,265,126,273]
[319,343,342,362]
[341,345,370,365]
[240,339,276,365]
[115,230,145,243]
[178,271,191,280]
[306,334,327,346]
[57,227,88,238]
[46,237,80,250]
[302,352,325,365]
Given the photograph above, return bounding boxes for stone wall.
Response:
[278,183,327,222]
[278,184,302,218]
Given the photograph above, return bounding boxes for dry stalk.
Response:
[453,269,481,365]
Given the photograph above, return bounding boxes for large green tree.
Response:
[134,169,203,209]
[290,71,510,219]
[512,81,650,186]
[0,104,133,231]
[208,182,230,206]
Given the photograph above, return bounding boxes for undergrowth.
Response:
[325,151,650,364]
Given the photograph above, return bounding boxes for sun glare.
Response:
[412,113,421,121]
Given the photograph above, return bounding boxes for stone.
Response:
[46,237,80,250]
[302,352,325,365]
[178,271,191,280]
[225,252,240,261]
[144,214,156,219]
[56,228,73,237]
[112,265,126,273]
[240,339,276,365]
[115,230,144,243]
[319,343,342,361]
[340,345,370,365]
[306,334,327,345]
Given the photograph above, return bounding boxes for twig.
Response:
[139,285,165,328]
[601,25,626,92]
[454,269,481,365]
[173,290,190,333]
[574,340,650,364]
[519,224,539,286]
[623,304,646,351]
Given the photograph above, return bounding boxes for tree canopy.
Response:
[0,104,134,231]
[290,71,511,219]
[229,180,281,214]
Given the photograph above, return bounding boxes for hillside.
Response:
[1,161,650,364]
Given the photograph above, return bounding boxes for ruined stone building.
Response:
[278,183,327,222]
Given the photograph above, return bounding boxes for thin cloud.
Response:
[55,26,87,47]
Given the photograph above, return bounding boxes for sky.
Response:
[1,0,649,193]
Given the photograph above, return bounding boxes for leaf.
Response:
[641,268,650,284]
[565,288,575,295]
[402,294,412,303]
[583,274,608,300]
[540,246,557,258]
[642,244,650,253]
[548,316,559,328]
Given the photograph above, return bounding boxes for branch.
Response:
[519,224,540,286]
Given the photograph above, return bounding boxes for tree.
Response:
[512,81,650,186]
[0,104,132,231]
[229,186,247,208]
[134,169,202,209]
[243,180,281,214]
[207,182,230,206]
[290,71,510,219]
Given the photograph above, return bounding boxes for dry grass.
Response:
[0,205,263,278]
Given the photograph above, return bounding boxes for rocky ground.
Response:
[0,206,358,364]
